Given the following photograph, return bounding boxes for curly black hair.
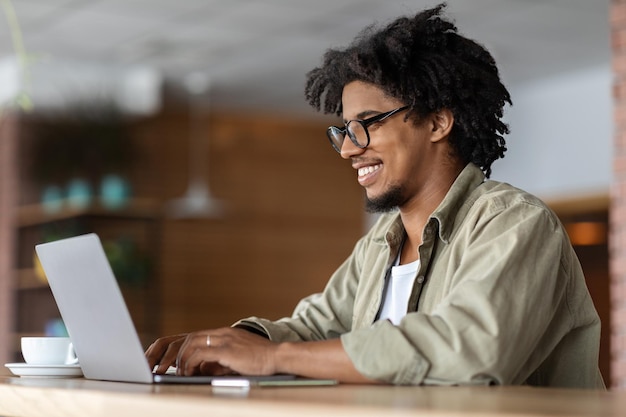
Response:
[305,3,511,177]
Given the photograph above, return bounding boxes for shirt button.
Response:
[416,276,425,284]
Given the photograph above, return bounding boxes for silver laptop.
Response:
[35,233,299,385]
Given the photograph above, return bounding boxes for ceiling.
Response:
[0,0,611,116]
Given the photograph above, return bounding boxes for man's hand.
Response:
[176,327,277,376]
[146,327,374,383]
[145,333,187,374]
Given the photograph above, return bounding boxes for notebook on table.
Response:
[35,233,335,386]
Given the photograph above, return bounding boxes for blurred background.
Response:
[0,0,615,386]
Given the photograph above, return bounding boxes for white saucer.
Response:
[4,362,83,378]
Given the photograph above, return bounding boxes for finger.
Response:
[176,334,195,371]
[177,333,203,375]
[154,340,184,374]
[180,347,202,376]
[145,342,161,370]
[145,334,187,368]
[146,339,172,370]
[146,335,186,373]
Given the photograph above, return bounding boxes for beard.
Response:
[365,184,406,213]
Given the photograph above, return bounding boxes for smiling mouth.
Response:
[357,163,382,184]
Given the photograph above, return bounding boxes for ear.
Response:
[429,109,454,143]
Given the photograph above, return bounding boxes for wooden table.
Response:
[1,369,624,417]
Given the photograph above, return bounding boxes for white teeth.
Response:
[358,165,381,176]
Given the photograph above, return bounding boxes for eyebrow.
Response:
[342,109,383,124]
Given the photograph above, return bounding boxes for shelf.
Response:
[17,198,163,227]
[11,197,162,359]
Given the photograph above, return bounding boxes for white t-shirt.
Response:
[378,259,420,325]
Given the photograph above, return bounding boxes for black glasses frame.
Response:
[326,105,410,153]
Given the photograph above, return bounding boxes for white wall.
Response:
[491,65,612,201]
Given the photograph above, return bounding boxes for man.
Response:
[147,4,604,388]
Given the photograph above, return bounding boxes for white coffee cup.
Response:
[21,337,78,366]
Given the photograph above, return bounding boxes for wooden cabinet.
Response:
[9,198,162,362]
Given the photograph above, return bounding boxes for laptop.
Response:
[35,233,323,385]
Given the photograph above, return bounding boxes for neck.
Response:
[397,163,463,264]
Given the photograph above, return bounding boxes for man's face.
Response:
[340,81,438,212]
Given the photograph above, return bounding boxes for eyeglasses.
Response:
[326,105,410,153]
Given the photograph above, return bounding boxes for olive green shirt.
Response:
[237,163,604,388]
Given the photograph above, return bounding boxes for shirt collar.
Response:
[429,163,486,243]
[380,162,486,247]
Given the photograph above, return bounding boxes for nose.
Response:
[340,137,365,160]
